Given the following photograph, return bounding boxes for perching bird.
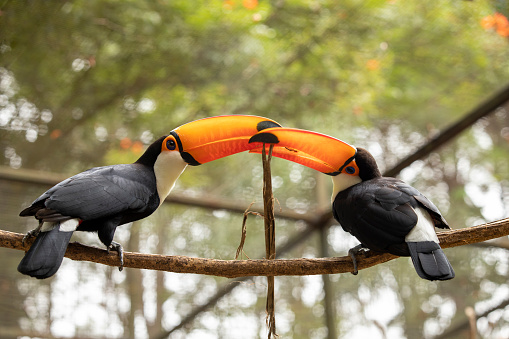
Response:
[249,128,455,281]
[18,115,281,279]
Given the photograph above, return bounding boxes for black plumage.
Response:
[18,136,167,279]
[332,148,455,281]
[248,128,456,281]
[333,177,448,256]
[18,114,285,279]
[18,224,74,279]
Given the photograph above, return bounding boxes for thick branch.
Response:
[2,218,508,278]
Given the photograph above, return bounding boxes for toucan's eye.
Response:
[345,166,356,174]
[166,139,176,150]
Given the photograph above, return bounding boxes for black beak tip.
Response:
[256,120,281,131]
[249,132,280,144]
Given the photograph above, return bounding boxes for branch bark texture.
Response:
[2,218,508,278]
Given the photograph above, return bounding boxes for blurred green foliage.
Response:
[1,0,509,338]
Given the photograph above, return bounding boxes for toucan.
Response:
[249,128,455,281]
[18,115,281,279]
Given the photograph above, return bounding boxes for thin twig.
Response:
[262,144,277,339]
[235,202,262,260]
[465,307,477,339]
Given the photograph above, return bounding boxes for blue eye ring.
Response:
[345,166,356,174]
[166,139,176,150]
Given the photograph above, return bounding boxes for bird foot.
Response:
[22,221,43,246]
[108,241,124,271]
[348,244,368,275]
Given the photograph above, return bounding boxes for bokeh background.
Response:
[1,1,509,338]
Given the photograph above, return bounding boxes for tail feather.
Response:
[407,241,455,281]
[18,223,74,279]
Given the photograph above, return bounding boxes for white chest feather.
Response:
[405,207,439,243]
[331,173,362,203]
[153,152,188,206]
[41,219,80,232]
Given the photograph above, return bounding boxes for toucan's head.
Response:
[138,115,282,202]
[137,115,282,168]
[161,115,281,166]
[248,127,382,199]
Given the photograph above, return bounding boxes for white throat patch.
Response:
[331,173,362,203]
[153,151,188,205]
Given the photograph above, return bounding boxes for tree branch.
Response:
[384,82,509,177]
[2,218,508,278]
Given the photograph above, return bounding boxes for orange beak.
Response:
[248,127,358,175]
[171,115,281,165]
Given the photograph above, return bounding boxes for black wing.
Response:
[333,177,445,254]
[388,178,449,229]
[20,164,158,222]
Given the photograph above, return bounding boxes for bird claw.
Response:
[108,241,124,271]
[22,222,43,246]
[348,244,368,275]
